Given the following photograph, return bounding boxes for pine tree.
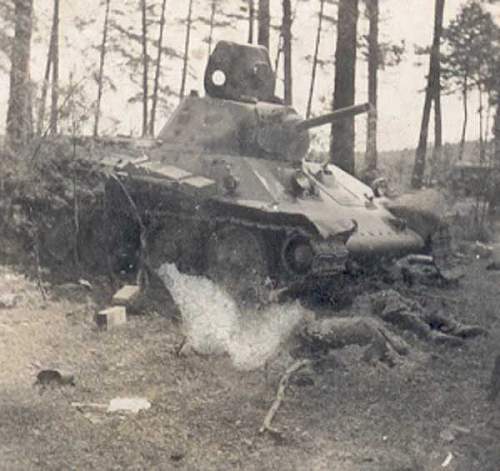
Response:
[411,0,444,189]
[94,0,112,137]
[282,0,292,105]
[179,0,194,100]
[248,0,255,43]
[258,0,270,50]
[330,0,359,175]
[441,1,497,162]
[306,0,326,119]
[49,0,60,136]
[149,0,167,135]
[6,0,34,150]
[365,0,378,176]
[140,0,149,136]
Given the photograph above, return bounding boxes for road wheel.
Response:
[206,225,270,308]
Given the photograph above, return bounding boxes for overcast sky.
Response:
[1,0,499,151]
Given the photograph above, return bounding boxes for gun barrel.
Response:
[296,103,370,132]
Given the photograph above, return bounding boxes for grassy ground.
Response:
[0,254,499,470]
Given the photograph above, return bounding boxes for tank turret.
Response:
[158,41,369,163]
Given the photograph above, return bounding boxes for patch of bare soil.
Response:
[0,258,499,470]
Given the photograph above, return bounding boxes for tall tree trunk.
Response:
[258,0,270,50]
[149,0,167,136]
[36,16,55,136]
[411,0,445,189]
[329,0,359,175]
[431,70,442,172]
[306,0,325,119]
[484,99,492,151]
[93,0,111,138]
[494,101,500,166]
[179,0,194,100]
[458,74,468,161]
[49,0,60,136]
[478,82,485,163]
[208,0,217,55]
[282,0,292,105]
[140,0,149,136]
[365,0,379,176]
[6,0,34,150]
[248,0,255,43]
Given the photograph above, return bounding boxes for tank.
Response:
[104,41,430,303]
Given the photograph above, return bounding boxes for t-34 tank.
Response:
[105,41,430,304]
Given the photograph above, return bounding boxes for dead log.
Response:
[297,316,409,366]
[259,359,312,435]
[368,290,487,343]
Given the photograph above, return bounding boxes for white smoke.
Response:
[158,263,306,371]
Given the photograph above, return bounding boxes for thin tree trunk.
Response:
[258,0,270,50]
[494,101,500,166]
[306,0,325,119]
[485,99,492,146]
[330,0,359,175]
[282,0,292,106]
[93,0,111,138]
[365,0,379,176]
[49,0,60,136]
[36,16,55,136]
[140,0,149,136]
[248,0,255,44]
[208,0,216,55]
[6,0,34,150]
[179,0,194,100]
[411,0,445,189]
[458,74,468,161]
[431,72,442,172]
[274,34,283,74]
[149,0,167,136]
[478,82,485,163]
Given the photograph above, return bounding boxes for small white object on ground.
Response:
[0,293,17,309]
[107,397,151,413]
[441,452,453,467]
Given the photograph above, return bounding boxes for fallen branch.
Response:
[259,359,311,435]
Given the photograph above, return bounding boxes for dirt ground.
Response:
[0,252,499,470]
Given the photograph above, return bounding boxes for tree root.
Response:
[259,359,312,435]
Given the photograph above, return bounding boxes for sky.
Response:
[1,0,499,152]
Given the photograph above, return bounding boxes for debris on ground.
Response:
[96,305,127,330]
[393,254,441,285]
[71,397,152,415]
[441,451,454,468]
[107,397,151,414]
[472,241,493,259]
[486,244,500,270]
[0,292,18,309]
[34,369,75,388]
[359,289,487,345]
[296,316,409,366]
[259,359,312,435]
[112,284,140,306]
[440,423,471,443]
